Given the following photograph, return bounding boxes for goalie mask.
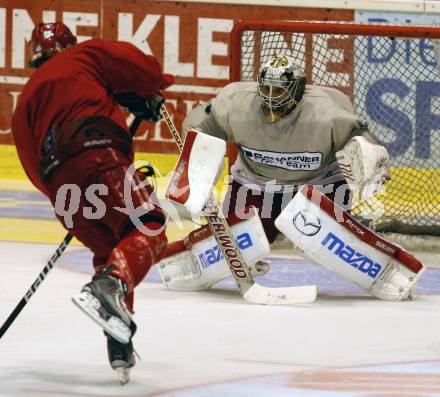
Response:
[258,55,306,124]
[29,22,77,68]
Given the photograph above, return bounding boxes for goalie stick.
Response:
[160,105,317,305]
[0,117,143,340]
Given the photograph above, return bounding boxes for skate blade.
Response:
[116,367,130,385]
[72,291,131,344]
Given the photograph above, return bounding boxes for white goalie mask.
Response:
[258,55,306,123]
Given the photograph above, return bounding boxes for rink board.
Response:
[0,144,438,241]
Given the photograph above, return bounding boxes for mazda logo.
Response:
[293,210,321,236]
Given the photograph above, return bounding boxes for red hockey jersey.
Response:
[11,39,173,193]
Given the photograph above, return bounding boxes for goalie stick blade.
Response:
[71,292,131,344]
[243,283,318,305]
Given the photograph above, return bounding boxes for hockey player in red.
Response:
[11,22,173,382]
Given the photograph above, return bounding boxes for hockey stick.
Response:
[0,233,73,339]
[160,105,317,305]
[0,117,143,340]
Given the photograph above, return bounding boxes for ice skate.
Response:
[72,269,135,344]
[107,335,136,385]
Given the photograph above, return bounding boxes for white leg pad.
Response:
[158,208,271,291]
[275,186,425,301]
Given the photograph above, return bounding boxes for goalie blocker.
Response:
[165,129,226,215]
[275,185,425,301]
[157,208,271,291]
[162,125,317,304]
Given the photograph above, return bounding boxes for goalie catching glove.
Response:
[336,135,389,200]
[157,208,271,291]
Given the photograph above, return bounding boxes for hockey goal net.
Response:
[230,20,440,237]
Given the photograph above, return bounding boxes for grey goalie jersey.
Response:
[182,82,366,192]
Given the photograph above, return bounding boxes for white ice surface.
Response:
[1,241,440,397]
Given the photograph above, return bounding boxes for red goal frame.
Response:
[226,20,440,235]
[230,19,440,83]
[227,19,440,169]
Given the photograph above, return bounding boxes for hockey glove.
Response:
[336,136,390,200]
[115,92,165,122]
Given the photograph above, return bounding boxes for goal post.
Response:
[229,20,440,236]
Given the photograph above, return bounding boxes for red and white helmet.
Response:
[29,22,77,68]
